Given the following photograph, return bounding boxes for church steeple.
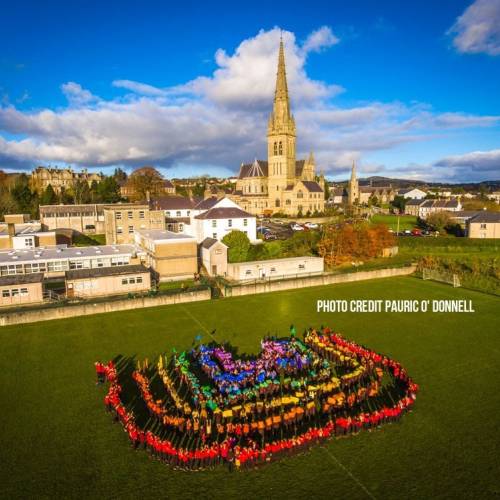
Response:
[268,36,296,199]
[348,160,359,205]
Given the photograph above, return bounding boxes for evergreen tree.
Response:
[40,184,58,205]
[221,230,251,263]
[97,177,121,203]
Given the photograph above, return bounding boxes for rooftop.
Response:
[0,244,136,265]
[66,264,149,280]
[135,229,195,242]
[152,196,195,210]
[0,273,44,286]
[469,212,500,223]
[194,207,254,220]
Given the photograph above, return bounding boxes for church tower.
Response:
[348,160,359,205]
[267,38,296,209]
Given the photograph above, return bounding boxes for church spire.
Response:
[275,36,289,103]
[350,160,357,182]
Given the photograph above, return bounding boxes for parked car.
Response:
[291,223,304,231]
[304,222,319,229]
[264,232,278,241]
[257,227,270,234]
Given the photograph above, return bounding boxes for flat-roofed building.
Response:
[0,244,138,278]
[65,264,151,298]
[40,203,142,234]
[134,229,197,281]
[104,205,165,245]
[467,212,500,238]
[4,214,31,224]
[226,255,324,281]
[0,273,44,307]
[0,223,57,250]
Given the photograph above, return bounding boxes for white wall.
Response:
[402,189,427,200]
[227,256,324,281]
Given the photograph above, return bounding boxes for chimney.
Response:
[7,223,15,247]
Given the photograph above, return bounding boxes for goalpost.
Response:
[422,268,461,288]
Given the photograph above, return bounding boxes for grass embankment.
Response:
[1,277,499,499]
[370,214,417,231]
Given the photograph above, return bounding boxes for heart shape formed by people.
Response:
[97,327,418,470]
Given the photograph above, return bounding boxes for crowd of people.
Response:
[96,326,419,471]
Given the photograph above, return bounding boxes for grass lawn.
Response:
[1,277,499,499]
[72,233,106,246]
[370,214,417,231]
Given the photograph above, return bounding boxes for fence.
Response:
[221,265,417,297]
[0,286,211,326]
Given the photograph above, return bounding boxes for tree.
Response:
[97,176,121,203]
[40,184,58,205]
[113,168,127,183]
[60,187,74,204]
[391,195,406,213]
[11,174,36,215]
[324,182,330,201]
[222,230,251,263]
[129,166,164,200]
[426,211,452,234]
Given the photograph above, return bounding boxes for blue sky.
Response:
[1,0,499,182]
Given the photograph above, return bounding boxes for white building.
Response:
[186,197,257,243]
[0,244,138,278]
[226,256,324,281]
[397,188,427,200]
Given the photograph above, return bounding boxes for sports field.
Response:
[1,276,499,499]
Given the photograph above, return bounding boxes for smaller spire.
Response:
[308,151,315,164]
[350,160,357,181]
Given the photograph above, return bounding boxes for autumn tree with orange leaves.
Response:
[317,222,395,267]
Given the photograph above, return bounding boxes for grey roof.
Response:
[406,199,425,206]
[0,244,136,265]
[469,212,500,223]
[194,207,254,220]
[238,160,268,179]
[201,237,218,249]
[421,200,435,207]
[332,187,346,196]
[195,197,220,210]
[0,273,44,286]
[135,229,195,241]
[152,196,194,210]
[295,160,305,177]
[301,181,323,193]
[66,264,149,280]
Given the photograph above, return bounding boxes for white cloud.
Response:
[301,26,340,54]
[112,80,166,97]
[61,82,98,106]
[0,26,498,182]
[434,148,500,172]
[448,0,500,56]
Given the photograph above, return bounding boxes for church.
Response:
[229,39,325,217]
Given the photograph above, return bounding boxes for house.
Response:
[104,205,165,244]
[487,192,500,203]
[467,212,500,238]
[201,238,228,277]
[151,196,195,233]
[134,229,198,281]
[4,214,31,224]
[329,187,346,205]
[65,264,151,298]
[405,199,462,219]
[0,273,45,307]
[30,166,102,194]
[397,188,427,200]
[0,244,138,278]
[0,222,57,250]
[188,197,257,243]
[226,256,324,281]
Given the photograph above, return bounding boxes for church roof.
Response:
[238,160,268,179]
[295,160,305,177]
[301,181,323,193]
[238,159,309,179]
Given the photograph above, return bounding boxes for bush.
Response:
[222,230,251,263]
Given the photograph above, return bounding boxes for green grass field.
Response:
[1,277,499,499]
[370,214,417,231]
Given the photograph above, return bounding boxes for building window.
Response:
[117,226,123,234]
[286,199,291,205]
[298,264,305,270]
[20,288,28,296]
[187,210,190,216]
[129,277,136,284]
[24,238,34,247]
[245,270,252,275]
[297,191,303,199]
[139,211,145,219]
[136,276,143,284]
[127,211,133,219]
[176,211,181,217]
[2,290,10,297]
[212,233,217,239]
[480,223,487,229]
[212,220,217,228]
[166,211,171,217]
[270,267,276,272]
[278,141,283,155]
[275,199,280,207]
[228,219,232,227]
[273,142,277,155]
[115,212,122,220]
[178,223,184,232]
[11,289,19,296]
[243,219,248,227]
[128,225,134,233]
[121,278,128,285]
